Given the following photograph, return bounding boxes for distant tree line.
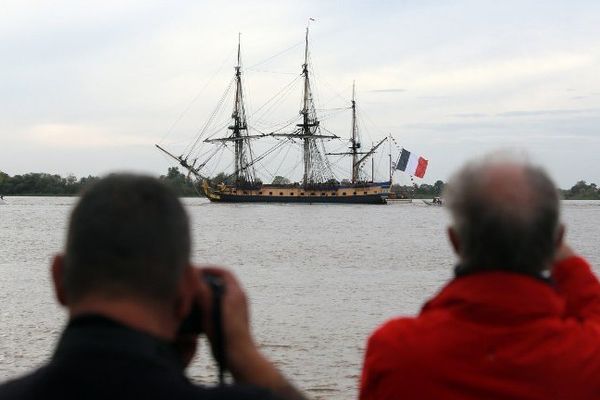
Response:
[559,181,600,200]
[392,179,600,200]
[1,170,599,200]
[160,167,198,196]
[0,167,198,197]
[0,171,99,196]
[391,180,446,199]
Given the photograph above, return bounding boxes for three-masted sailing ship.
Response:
[157,27,391,204]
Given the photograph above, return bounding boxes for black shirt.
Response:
[0,315,278,399]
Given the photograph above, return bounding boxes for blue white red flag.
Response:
[396,148,428,178]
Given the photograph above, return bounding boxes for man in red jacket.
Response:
[360,156,600,399]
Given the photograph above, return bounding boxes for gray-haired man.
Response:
[361,155,600,399]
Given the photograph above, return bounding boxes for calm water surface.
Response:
[1,197,599,399]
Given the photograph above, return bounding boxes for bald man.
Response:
[360,155,600,399]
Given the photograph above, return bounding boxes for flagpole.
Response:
[388,133,392,184]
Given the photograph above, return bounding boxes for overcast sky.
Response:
[1,0,599,187]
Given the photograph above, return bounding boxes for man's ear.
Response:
[448,227,461,256]
[51,255,68,306]
[174,265,197,321]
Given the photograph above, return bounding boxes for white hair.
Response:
[443,152,561,273]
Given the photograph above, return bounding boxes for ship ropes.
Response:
[156,26,396,204]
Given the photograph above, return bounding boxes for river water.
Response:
[1,197,599,399]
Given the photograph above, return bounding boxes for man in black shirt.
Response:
[0,174,305,400]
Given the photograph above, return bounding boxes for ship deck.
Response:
[204,183,388,204]
[210,193,386,204]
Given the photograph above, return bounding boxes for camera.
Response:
[178,274,225,335]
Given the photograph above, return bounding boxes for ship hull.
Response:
[202,181,388,204]
[208,193,386,204]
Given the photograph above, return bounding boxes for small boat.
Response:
[422,197,443,206]
[0,198,6,205]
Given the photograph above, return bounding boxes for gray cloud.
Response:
[450,108,600,119]
[497,108,599,117]
[451,113,489,118]
[416,96,451,100]
[369,88,406,93]
[1,0,600,189]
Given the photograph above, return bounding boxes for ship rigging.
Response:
[157,25,395,204]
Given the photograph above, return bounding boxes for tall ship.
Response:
[157,26,393,204]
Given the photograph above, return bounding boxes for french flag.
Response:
[396,148,428,178]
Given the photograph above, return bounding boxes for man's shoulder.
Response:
[191,384,279,400]
[0,367,277,400]
[370,316,419,342]
[0,368,47,400]
[366,311,451,359]
[365,316,423,359]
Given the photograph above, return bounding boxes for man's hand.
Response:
[196,266,255,373]
[195,265,306,400]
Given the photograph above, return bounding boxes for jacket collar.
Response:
[53,314,185,371]
[422,271,566,324]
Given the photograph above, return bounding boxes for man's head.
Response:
[444,154,562,274]
[52,174,194,326]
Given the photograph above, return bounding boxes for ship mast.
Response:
[299,26,317,186]
[371,142,375,182]
[199,34,257,184]
[260,24,338,185]
[350,81,360,183]
[327,81,388,183]
[230,33,253,184]
[389,133,393,183]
